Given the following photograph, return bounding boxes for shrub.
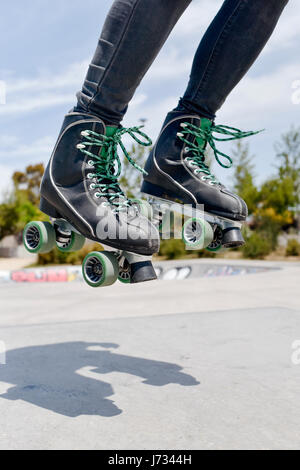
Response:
[286,239,300,257]
[37,242,103,266]
[242,231,273,259]
[159,239,186,260]
[197,249,216,259]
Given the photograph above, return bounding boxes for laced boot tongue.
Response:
[98,125,119,182]
[194,117,213,151]
[99,125,118,160]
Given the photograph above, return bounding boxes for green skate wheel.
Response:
[206,225,224,252]
[56,230,85,253]
[82,251,119,288]
[182,217,213,249]
[131,198,153,220]
[206,244,224,253]
[23,221,55,254]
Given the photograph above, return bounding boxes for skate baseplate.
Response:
[142,195,245,252]
[23,217,156,288]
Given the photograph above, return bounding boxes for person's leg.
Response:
[40,0,192,274]
[142,0,288,245]
[177,0,289,119]
[76,0,192,125]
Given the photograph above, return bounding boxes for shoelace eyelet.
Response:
[87,173,93,179]
[81,130,90,137]
[76,144,86,150]
[90,183,96,190]
[88,160,94,167]
[94,193,101,199]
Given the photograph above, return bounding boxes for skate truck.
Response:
[139,197,244,253]
[22,207,155,288]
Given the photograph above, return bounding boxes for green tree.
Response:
[232,141,259,214]
[13,163,44,205]
[0,196,19,240]
[275,126,300,206]
[259,177,295,218]
[0,164,46,241]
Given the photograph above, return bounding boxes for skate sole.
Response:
[39,196,157,257]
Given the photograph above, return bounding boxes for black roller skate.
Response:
[141,111,261,252]
[23,112,160,287]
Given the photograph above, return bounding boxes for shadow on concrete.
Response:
[0,342,199,418]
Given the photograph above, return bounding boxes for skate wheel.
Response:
[131,198,153,220]
[182,217,213,249]
[82,251,119,288]
[116,254,131,284]
[56,229,85,253]
[206,225,224,252]
[23,221,55,254]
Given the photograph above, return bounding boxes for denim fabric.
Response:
[76,0,288,124]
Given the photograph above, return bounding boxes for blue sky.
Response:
[0,0,299,198]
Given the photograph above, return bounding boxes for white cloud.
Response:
[0,135,54,160]
[0,135,55,196]
[173,0,220,37]
[219,63,300,127]
[262,2,300,54]
[6,61,88,95]
[0,61,88,118]
[0,93,75,116]
[146,48,192,81]
[129,93,148,109]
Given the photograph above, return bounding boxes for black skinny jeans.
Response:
[76,0,288,125]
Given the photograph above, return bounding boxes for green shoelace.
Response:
[77,125,152,212]
[178,119,263,185]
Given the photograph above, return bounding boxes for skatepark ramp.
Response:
[0,260,280,284]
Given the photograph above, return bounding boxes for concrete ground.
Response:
[0,259,300,450]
